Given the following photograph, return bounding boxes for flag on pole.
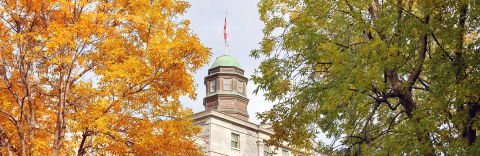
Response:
[224,13,228,55]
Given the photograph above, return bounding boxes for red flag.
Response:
[224,17,228,49]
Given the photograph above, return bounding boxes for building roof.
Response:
[210,55,242,69]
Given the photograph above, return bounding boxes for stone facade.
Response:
[192,109,319,156]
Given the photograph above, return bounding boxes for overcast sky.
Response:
[179,0,331,144]
[179,0,274,125]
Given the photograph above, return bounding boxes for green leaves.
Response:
[252,0,480,155]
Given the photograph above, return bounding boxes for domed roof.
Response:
[210,55,242,69]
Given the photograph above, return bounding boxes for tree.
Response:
[251,0,480,155]
[0,0,210,155]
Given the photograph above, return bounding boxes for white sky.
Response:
[179,0,331,145]
[179,0,274,125]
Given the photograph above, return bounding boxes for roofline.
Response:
[208,66,244,72]
[191,109,274,135]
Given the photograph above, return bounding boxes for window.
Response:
[224,79,231,91]
[237,80,243,93]
[231,133,240,148]
[282,150,289,156]
[264,145,272,156]
[210,80,216,93]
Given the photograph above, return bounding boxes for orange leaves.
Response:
[0,0,210,155]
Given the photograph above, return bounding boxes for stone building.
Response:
[192,55,319,156]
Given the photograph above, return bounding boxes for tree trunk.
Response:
[51,73,66,156]
[455,2,477,147]
[0,124,14,156]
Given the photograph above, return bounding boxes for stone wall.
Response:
[192,109,322,156]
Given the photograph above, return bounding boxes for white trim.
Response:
[231,147,241,152]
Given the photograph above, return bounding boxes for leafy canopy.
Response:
[252,0,480,155]
[0,0,210,155]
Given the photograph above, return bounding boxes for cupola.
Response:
[204,55,249,120]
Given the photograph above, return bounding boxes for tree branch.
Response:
[431,33,453,62]
[406,14,429,88]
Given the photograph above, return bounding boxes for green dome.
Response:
[210,55,242,69]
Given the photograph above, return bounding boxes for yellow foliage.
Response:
[0,0,210,155]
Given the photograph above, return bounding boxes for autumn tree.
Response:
[251,0,480,155]
[0,0,210,155]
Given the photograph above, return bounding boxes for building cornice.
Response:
[204,72,248,83]
[192,109,274,135]
[203,92,249,106]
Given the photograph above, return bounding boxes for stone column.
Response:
[256,141,264,156]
